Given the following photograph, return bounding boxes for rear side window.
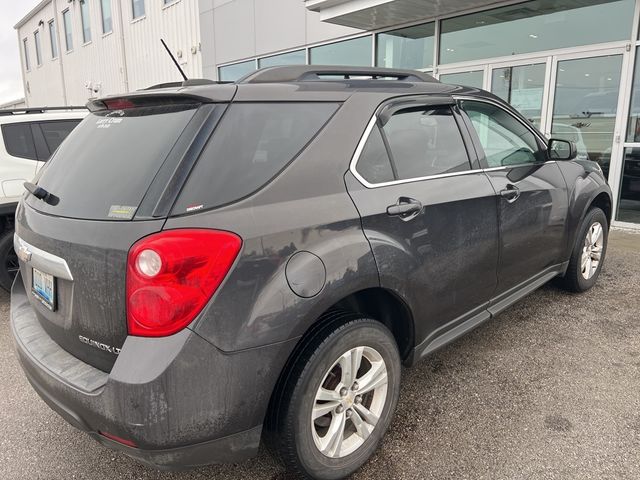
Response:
[382,106,470,180]
[173,102,339,213]
[2,123,37,160]
[29,104,199,220]
[38,120,81,154]
[356,125,395,184]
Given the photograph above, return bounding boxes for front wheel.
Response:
[272,316,401,480]
[557,207,608,292]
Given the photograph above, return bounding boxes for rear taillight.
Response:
[126,229,242,337]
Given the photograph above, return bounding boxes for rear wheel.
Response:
[0,229,18,292]
[272,316,401,480]
[557,207,608,292]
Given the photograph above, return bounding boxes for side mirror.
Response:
[548,138,577,161]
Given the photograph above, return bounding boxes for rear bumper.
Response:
[10,272,296,469]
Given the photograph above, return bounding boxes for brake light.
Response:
[126,229,242,337]
[103,98,136,110]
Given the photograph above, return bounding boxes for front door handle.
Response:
[387,197,423,219]
[500,184,521,203]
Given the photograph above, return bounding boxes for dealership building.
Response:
[15,0,640,229]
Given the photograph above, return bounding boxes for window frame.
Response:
[131,0,145,20]
[48,19,58,59]
[100,0,113,34]
[34,30,42,67]
[80,0,92,44]
[455,96,549,170]
[23,38,30,71]
[62,9,73,52]
[351,96,478,188]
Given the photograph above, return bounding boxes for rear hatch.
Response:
[15,91,232,372]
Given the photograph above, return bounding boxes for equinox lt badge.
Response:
[78,335,121,355]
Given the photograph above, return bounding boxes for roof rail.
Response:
[0,105,87,116]
[142,78,232,90]
[239,65,438,84]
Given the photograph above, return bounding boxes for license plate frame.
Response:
[32,268,56,311]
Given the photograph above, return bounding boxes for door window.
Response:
[382,106,471,180]
[356,126,395,184]
[460,100,542,167]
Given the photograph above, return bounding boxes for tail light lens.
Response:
[126,229,242,337]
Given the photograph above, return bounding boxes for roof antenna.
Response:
[161,38,188,81]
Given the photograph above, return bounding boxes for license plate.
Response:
[32,268,56,311]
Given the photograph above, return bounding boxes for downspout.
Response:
[115,0,130,92]
[52,0,68,105]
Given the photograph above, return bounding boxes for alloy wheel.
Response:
[581,221,604,280]
[311,346,388,458]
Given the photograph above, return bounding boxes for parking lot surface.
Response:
[1,230,639,480]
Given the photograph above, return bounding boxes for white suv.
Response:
[0,106,86,290]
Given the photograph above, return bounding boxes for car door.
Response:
[345,97,499,350]
[457,98,569,300]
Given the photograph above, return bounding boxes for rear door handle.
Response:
[386,197,423,219]
[499,184,520,203]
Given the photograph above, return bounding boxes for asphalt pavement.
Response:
[1,230,639,480]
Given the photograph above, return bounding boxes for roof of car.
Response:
[0,109,88,126]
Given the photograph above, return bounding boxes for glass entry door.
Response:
[549,53,625,179]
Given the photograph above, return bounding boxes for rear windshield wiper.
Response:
[24,182,59,206]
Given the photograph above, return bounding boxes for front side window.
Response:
[23,38,30,71]
[34,31,42,66]
[132,0,145,19]
[100,0,113,34]
[460,100,541,167]
[380,106,471,181]
[49,20,58,58]
[80,0,92,43]
[63,10,73,51]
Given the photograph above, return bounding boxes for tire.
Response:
[0,229,18,292]
[270,315,401,480]
[557,207,608,293]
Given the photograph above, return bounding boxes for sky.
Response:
[0,0,40,105]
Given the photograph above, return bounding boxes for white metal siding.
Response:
[16,0,203,107]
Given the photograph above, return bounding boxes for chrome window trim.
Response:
[350,96,556,189]
[453,94,549,145]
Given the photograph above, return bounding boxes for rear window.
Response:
[172,102,339,214]
[39,120,81,153]
[2,123,37,160]
[28,104,199,220]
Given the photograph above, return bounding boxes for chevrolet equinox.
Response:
[11,66,612,479]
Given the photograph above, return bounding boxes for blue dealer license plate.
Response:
[32,268,56,310]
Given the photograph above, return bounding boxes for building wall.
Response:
[16,0,202,107]
[0,98,27,110]
[198,0,362,79]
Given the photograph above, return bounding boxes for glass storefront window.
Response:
[627,48,640,142]
[439,71,483,89]
[551,55,623,178]
[259,50,306,68]
[491,64,546,128]
[440,0,635,65]
[617,148,640,223]
[218,60,256,82]
[309,36,372,66]
[376,23,435,70]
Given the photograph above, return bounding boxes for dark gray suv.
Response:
[11,66,612,479]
